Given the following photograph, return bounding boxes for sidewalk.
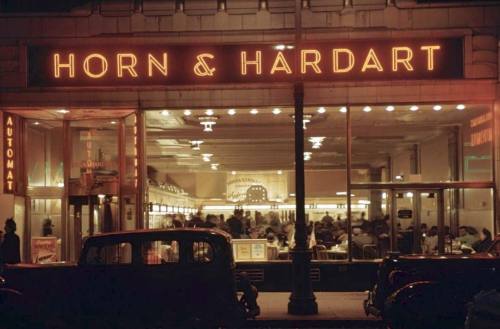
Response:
[245,292,383,328]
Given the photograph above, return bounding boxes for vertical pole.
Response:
[288,83,318,315]
[118,118,126,232]
[413,190,421,253]
[62,120,71,261]
[136,109,146,229]
[437,189,445,254]
[491,101,498,235]
[288,0,317,316]
[346,105,353,262]
[390,189,398,252]
[21,117,30,262]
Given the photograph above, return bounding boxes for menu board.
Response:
[31,237,58,264]
[232,239,267,262]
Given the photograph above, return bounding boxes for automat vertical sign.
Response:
[4,114,16,193]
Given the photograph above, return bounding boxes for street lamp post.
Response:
[288,0,318,316]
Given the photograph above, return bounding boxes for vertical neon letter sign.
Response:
[4,114,15,193]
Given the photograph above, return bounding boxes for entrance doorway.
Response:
[7,108,138,263]
[392,189,444,255]
[68,195,119,262]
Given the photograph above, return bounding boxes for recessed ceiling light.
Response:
[409,105,419,112]
[183,109,192,116]
[250,108,259,115]
[274,44,286,50]
[309,136,325,149]
[272,108,282,115]
[385,105,395,112]
[199,116,217,132]
[205,109,214,116]
[202,153,213,162]
[190,140,203,150]
[110,121,117,125]
[363,106,372,113]
[339,107,347,113]
[227,109,236,116]
[277,170,283,175]
[456,104,466,110]
[433,105,442,111]
[317,107,326,114]
[33,121,40,125]
[405,192,414,198]
[56,109,69,114]
[231,171,236,175]
[161,110,170,116]
[211,163,219,170]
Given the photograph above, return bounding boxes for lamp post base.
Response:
[287,249,318,315]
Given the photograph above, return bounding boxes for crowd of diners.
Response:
[158,210,495,259]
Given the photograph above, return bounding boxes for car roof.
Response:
[83,228,232,245]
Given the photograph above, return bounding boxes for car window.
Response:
[192,241,214,263]
[86,243,132,265]
[142,240,179,264]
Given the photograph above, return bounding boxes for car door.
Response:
[77,241,143,326]
[134,238,185,326]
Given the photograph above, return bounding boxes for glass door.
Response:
[29,198,62,263]
[393,190,416,255]
[391,189,445,255]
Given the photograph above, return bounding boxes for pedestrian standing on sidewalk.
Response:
[0,218,21,264]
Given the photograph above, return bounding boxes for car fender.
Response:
[384,280,470,329]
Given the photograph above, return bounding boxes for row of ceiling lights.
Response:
[160,104,467,117]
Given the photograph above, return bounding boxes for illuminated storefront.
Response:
[0,1,499,283]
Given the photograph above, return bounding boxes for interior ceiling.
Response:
[145,104,488,173]
[7,104,490,174]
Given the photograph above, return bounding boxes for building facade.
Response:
[0,0,499,275]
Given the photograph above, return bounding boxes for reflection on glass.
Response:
[145,107,296,260]
[26,120,63,187]
[69,120,119,193]
[350,104,493,183]
[30,199,62,263]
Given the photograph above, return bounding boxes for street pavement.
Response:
[243,292,384,328]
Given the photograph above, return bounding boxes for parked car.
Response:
[0,228,259,329]
[364,235,500,329]
[465,289,500,329]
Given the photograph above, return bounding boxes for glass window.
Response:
[86,242,132,265]
[304,106,348,261]
[350,104,493,183]
[142,240,179,264]
[192,241,213,263]
[30,199,62,263]
[26,120,63,187]
[145,107,295,252]
[69,120,119,192]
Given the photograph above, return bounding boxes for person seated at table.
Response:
[335,228,348,244]
[420,223,428,236]
[248,227,260,239]
[422,226,438,255]
[352,227,376,258]
[457,226,479,248]
[472,228,493,253]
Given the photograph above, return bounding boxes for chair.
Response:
[362,244,377,259]
[313,244,327,260]
[267,246,278,260]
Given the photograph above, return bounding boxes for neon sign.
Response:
[28,38,463,87]
[470,113,493,147]
[4,114,15,193]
